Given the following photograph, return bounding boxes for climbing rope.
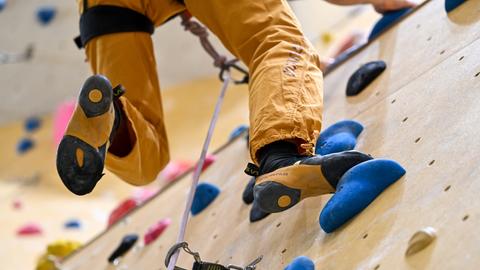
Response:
[166,70,230,270]
[180,12,249,85]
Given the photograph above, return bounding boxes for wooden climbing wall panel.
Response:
[61,0,480,269]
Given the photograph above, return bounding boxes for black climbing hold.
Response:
[108,234,138,263]
[445,0,466,13]
[346,61,386,96]
[242,177,255,204]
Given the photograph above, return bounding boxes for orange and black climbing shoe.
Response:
[56,75,124,195]
[249,141,372,213]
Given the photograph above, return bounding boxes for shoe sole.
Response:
[56,75,113,195]
[254,181,301,213]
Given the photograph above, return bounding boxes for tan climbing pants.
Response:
[77,0,323,186]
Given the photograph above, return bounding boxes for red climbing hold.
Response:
[144,218,172,245]
[160,160,192,182]
[107,198,139,227]
[201,154,216,172]
[12,199,22,210]
[17,223,43,236]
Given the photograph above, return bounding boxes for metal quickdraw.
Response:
[165,242,262,270]
[180,11,249,85]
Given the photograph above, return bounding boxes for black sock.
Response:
[258,141,306,175]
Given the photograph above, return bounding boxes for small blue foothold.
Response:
[36,6,57,25]
[191,182,220,215]
[315,120,364,155]
[369,8,412,41]
[16,138,34,154]
[445,0,466,12]
[284,256,315,270]
[229,125,249,140]
[0,0,7,12]
[64,219,81,229]
[319,159,406,233]
[25,116,42,133]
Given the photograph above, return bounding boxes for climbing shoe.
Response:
[56,75,124,195]
[251,141,372,213]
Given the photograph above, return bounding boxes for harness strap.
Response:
[74,5,154,48]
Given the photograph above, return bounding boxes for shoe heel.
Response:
[254,181,301,213]
[79,75,113,118]
[56,135,105,195]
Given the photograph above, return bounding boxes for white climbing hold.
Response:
[405,227,437,257]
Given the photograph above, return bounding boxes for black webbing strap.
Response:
[193,262,228,270]
[74,5,154,49]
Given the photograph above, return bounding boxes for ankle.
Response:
[257,140,305,175]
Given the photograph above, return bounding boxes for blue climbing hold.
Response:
[315,120,363,155]
[191,182,220,215]
[0,0,6,12]
[25,116,42,133]
[284,256,315,270]
[16,138,34,154]
[445,0,466,12]
[319,159,406,233]
[369,8,412,41]
[64,219,81,229]
[229,125,249,140]
[36,6,57,25]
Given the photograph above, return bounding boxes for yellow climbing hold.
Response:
[405,227,437,257]
[321,32,333,45]
[36,240,82,270]
[278,195,292,208]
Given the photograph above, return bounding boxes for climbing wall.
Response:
[61,0,480,269]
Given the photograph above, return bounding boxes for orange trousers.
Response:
[78,0,323,186]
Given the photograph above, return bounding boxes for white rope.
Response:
[167,71,231,270]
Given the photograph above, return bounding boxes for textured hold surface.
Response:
[36,6,57,25]
[405,227,437,256]
[249,201,270,223]
[144,218,171,245]
[229,124,249,140]
[16,137,34,154]
[36,240,82,270]
[320,159,406,233]
[17,223,43,236]
[346,61,386,96]
[64,219,81,229]
[369,8,412,40]
[191,182,220,215]
[285,256,315,270]
[315,120,364,155]
[445,0,466,12]
[242,177,255,204]
[25,116,41,132]
[107,198,139,227]
[108,234,138,263]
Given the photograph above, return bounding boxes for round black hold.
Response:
[346,61,387,96]
[108,234,138,263]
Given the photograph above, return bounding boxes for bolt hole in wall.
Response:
[427,36,432,41]
[475,72,480,77]
[391,99,396,104]
[281,249,287,254]
[276,222,282,228]
[363,233,368,239]
[414,137,421,143]
[374,264,380,270]
[463,215,469,221]
[402,117,408,123]
[440,50,446,55]
[428,160,435,166]
[444,185,451,192]
[416,24,421,29]
[459,56,464,61]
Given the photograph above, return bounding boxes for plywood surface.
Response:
[61,1,480,269]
